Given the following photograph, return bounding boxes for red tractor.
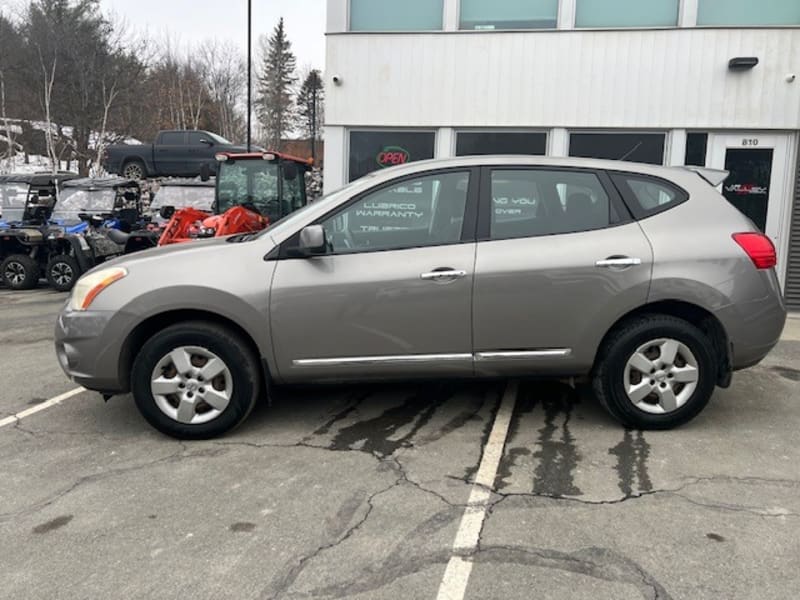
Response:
[158,151,313,246]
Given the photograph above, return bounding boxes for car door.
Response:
[155,131,188,176]
[186,131,216,176]
[269,168,479,383]
[472,166,653,377]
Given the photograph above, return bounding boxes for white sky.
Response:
[5,0,327,70]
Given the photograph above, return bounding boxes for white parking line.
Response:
[0,387,86,429]
[436,380,518,600]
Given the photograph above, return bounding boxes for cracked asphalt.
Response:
[1,287,800,600]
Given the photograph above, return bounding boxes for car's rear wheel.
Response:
[122,159,146,180]
[131,322,261,439]
[593,315,716,429]
[46,254,81,292]
[1,254,40,290]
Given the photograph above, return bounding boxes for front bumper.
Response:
[54,306,132,394]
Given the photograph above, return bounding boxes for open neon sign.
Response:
[376,146,410,168]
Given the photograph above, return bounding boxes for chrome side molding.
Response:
[293,349,572,367]
[475,349,572,360]
[293,353,472,367]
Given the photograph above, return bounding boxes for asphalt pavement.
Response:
[1,286,799,600]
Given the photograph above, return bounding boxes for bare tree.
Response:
[198,40,246,140]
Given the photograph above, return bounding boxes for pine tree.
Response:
[256,18,297,150]
[296,69,324,142]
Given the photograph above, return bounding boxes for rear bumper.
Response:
[717,272,786,370]
[54,306,132,394]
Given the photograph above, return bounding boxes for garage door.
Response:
[785,144,800,311]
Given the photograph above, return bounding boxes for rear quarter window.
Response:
[610,172,688,219]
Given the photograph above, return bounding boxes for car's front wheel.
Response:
[131,322,261,439]
[593,315,716,430]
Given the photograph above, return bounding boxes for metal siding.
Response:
[785,137,800,310]
[326,28,800,129]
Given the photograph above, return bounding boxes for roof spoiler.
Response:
[674,166,729,187]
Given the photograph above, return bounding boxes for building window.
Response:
[350,0,443,31]
[459,0,558,30]
[575,0,679,27]
[685,133,708,167]
[569,133,666,165]
[697,0,800,26]
[456,132,547,156]
[348,131,436,182]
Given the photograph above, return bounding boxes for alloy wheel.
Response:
[623,338,699,414]
[150,346,233,425]
[4,261,26,286]
[51,262,73,287]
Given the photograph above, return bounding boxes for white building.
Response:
[323,0,800,309]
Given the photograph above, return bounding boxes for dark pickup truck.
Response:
[103,130,253,180]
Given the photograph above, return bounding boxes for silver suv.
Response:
[55,156,786,439]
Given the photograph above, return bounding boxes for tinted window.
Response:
[569,132,665,165]
[489,170,611,240]
[456,132,547,156]
[349,131,436,182]
[159,132,184,145]
[460,0,557,30]
[350,0,443,30]
[697,0,800,26]
[187,132,209,145]
[685,133,708,167]
[616,175,685,216]
[321,171,470,253]
[576,0,678,27]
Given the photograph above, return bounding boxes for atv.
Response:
[0,172,78,290]
[157,151,312,246]
[148,178,215,229]
[44,177,153,291]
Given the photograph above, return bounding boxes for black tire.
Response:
[592,315,716,430]
[122,159,146,180]
[131,321,261,439]
[46,254,81,292]
[1,254,40,290]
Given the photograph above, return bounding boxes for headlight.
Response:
[69,267,127,311]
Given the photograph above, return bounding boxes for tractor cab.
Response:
[158,151,312,246]
[0,172,77,227]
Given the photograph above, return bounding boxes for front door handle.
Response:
[595,257,642,268]
[420,269,467,281]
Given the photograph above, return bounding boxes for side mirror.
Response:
[200,138,213,146]
[297,225,327,255]
[200,163,211,182]
[160,205,176,219]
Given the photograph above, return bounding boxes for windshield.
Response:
[52,188,117,223]
[208,132,232,145]
[0,183,29,222]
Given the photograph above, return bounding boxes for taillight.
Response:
[732,232,777,269]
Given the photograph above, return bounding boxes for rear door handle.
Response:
[595,257,642,268]
[420,269,467,281]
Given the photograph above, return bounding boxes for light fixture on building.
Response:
[728,57,759,71]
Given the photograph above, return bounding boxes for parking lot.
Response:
[1,286,799,600]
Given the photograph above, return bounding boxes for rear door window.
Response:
[488,169,613,240]
[159,132,185,145]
